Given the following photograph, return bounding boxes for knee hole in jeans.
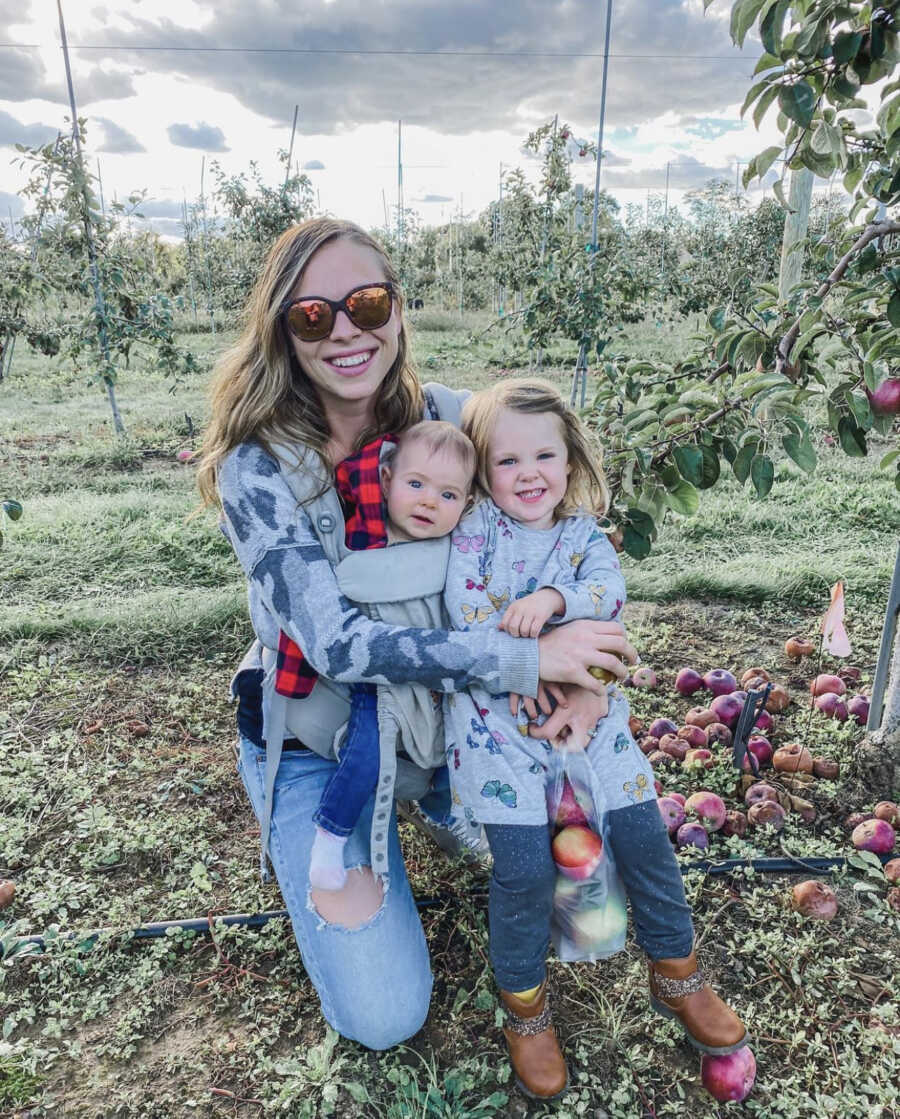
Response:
[309,866,385,929]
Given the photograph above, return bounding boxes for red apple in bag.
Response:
[552,825,604,880]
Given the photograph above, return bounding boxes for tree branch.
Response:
[776,219,900,376]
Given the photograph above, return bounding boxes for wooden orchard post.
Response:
[778,167,814,300]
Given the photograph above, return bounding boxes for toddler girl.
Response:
[443,379,747,1100]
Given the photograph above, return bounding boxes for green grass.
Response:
[1,313,898,1117]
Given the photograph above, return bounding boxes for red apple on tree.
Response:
[866,377,900,415]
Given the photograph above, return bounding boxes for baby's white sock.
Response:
[309,826,348,891]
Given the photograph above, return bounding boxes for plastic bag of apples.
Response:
[545,747,627,962]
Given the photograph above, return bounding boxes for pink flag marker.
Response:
[822,581,851,657]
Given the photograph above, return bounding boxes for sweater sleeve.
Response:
[546,522,627,625]
[218,442,538,696]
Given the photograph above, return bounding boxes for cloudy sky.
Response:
[1,0,797,239]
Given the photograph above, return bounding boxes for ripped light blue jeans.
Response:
[237,735,433,1050]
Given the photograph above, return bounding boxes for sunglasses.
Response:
[281,282,396,342]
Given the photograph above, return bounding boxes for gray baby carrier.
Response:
[256,384,464,881]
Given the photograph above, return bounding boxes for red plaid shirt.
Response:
[274,435,397,697]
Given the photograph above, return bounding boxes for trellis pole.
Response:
[396,119,404,279]
[778,166,814,300]
[56,0,124,435]
[284,104,299,192]
[571,0,613,407]
[182,194,198,322]
[198,156,216,333]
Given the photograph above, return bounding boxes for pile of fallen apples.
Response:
[626,645,894,865]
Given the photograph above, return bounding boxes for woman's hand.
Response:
[537,620,637,694]
[528,682,610,750]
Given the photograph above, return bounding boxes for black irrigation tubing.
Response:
[11,853,892,954]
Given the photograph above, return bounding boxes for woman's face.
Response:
[286,238,401,415]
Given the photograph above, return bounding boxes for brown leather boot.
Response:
[500,981,569,1100]
[649,950,748,1055]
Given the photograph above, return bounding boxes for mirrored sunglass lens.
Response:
[346,286,391,328]
[288,300,332,339]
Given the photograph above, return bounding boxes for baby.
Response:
[309,420,476,889]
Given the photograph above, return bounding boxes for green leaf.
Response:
[2,500,23,521]
[779,82,817,128]
[722,437,737,465]
[888,290,900,328]
[697,444,721,489]
[662,480,700,517]
[626,508,655,537]
[733,442,755,484]
[753,83,781,129]
[622,525,652,560]
[880,449,900,470]
[755,144,783,179]
[750,453,774,498]
[731,0,767,47]
[673,444,704,486]
[772,177,789,209]
[838,415,867,457]
[833,30,863,65]
[760,0,787,55]
[782,432,817,472]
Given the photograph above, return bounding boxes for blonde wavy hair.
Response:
[196,218,422,507]
[461,378,610,520]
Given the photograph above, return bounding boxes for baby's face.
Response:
[382,442,472,541]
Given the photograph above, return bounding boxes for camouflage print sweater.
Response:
[217,441,540,706]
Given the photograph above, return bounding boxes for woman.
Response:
[197,217,636,1051]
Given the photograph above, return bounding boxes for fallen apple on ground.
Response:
[710,693,742,728]
[700,1046,756,1102]
[785,636,814,659]
[851,819,896,854]
[685,791,727,831]
[745,783,779,807]
[704,668,737,697]
[677,724,709,748]
[650,718,678,740]
[740,667,771,687]
[628,715,644,738]
[721,810,748,837]
[552,825,604,880]
[847,695,869,725]
[630,667,658,689]
[813,757,840,780]
[753,708,774,734]
[746,736,774,766]
[748,800,787,830]
[661,739,689,762]
[765,684,791,713]
[683,748,714,769]
[666,791,686,807]
[846,812,874,830]
[874,802,899,826]
[815,692,848,721]
[675,667,704,696]
[0,880,14,910]
[657,796,687,835]
[676,821,709,850]
[885,859,900,884]
[685,706,717,728]
[791,880,838,920]
[639,735,659,756]
[888,888,900,912]
[773,743,814,774]
[810,673,846,697]
[705,722,732,747]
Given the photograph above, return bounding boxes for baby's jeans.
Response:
[313,683,380,837]
[484,802,695,991]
